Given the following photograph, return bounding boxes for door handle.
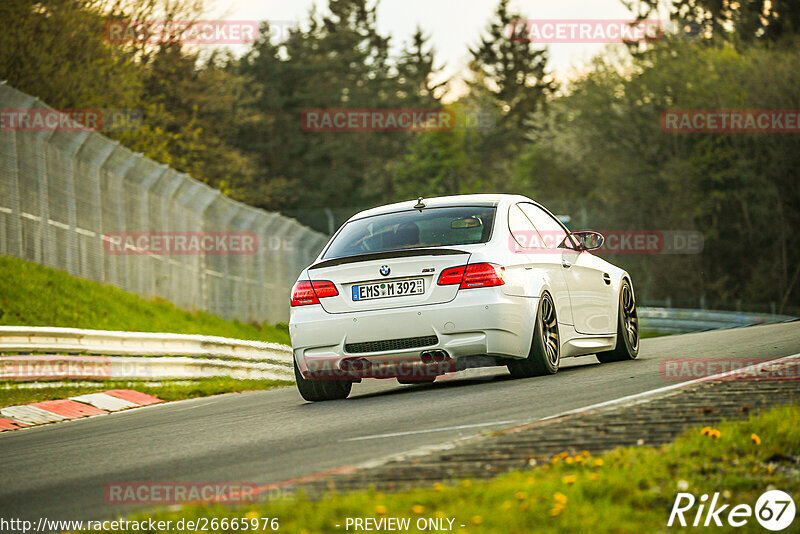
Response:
[561,261,571,269]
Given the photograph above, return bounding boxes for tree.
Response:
[624,0,800,44]
[519,39,800,311]
[468,0,554,146]
[0,0,143,110]
[236,0,446,231]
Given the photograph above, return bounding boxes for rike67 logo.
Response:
[669,490,796,530]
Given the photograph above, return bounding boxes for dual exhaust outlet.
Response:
[420,349,450,364]
[339,349,452,373]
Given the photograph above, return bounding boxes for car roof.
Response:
[349,194,532,221]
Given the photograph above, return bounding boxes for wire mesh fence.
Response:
[0,83,328,324]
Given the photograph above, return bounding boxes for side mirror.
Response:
[571,231,604,251]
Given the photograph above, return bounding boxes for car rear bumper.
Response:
[290,290,535,379]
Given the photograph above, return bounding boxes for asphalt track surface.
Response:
[2,322,799,521]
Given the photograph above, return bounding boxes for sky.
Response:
[207,0,655,95]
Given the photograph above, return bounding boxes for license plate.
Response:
[351,278,424,301]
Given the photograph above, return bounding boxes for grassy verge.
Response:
[93,405,799,533]
[0,378,291,408]
[0,255,290,344]
[640,330,670,339]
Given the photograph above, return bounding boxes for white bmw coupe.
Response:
[289,194,639,401]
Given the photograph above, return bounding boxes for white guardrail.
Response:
[0,326,294,382]
[0,308,795,382]
[638,308,796,334]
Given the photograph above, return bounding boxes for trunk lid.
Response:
[307,248,472,313]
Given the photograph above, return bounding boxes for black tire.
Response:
[294,359,352,401]
[507,292,560,378]
[596,279,639,363]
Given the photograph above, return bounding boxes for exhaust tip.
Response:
[340,357,371,372]
[421,350,450,364]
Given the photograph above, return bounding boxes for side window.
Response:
[518,203,569,249]
[508,204,544,249]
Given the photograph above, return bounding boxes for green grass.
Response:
[90,405,800,533]
[640,330,670,339]
[0,255,290,344]
[0,378,291,408]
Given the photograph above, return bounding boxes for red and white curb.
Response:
[0,389,162,431]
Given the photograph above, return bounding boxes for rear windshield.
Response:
[323,206,496,260]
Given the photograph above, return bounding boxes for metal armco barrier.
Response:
[0,326,293,381]
[1,308,797,382]
[638,307,796,333]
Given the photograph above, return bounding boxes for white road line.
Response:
[173,401,216,412]
[537,352,800,422]
[342,420,517,442]
[343,353,800,444]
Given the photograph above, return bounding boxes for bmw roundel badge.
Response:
[379,265,390,276]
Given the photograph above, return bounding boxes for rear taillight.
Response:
[437,266,466,286]
[311,280,339,298]
[461,263,505,288]
[290,280,339,306]
[437,263,505,289]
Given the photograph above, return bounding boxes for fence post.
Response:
[122,157,169,298]
[0,83,329,326]
[175,180,217,312]
[100,148,139,291]
[79,137,117,284]
[0,92,27,258]
[51,129,92,277]
[28,98,58,269]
